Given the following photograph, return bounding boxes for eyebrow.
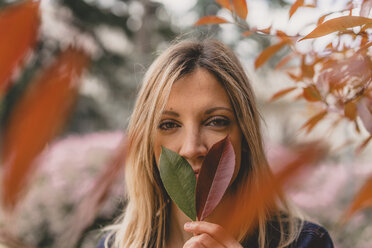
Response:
[162,107,233,117]
[205,107,233,114]
[162,110,179,117]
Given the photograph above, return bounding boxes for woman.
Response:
[99,39,333,248]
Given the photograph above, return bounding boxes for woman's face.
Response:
[154,68,242,181]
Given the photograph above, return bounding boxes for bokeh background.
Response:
[0,0,371,247]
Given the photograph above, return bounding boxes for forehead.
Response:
[165,68,232,111]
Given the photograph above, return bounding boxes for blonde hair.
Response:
[105,39,302,248]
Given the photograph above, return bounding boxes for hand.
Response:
[183,221,243,248]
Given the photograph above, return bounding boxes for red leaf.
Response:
[301,64,315,79]
[342,175,372,222]
[275,53,294,70]
[356,135,372,154]
[357,97,372,134]
[303,85,321,102]
[196,136,235,221]
[194,16,229,26]
[215,0,232,11]
[254,40,289,69]
[269,87,297,102]
[225,141,327,234]
[344,101,357,120]
[303,4,316,8]
[287,71,301,82]
[360,0,372,17]
[257,26,271,35]
[289,0,304,19]
[354,119,361,134]
[276,30,291,41]
[0,0,40,96]
[232,0,248,19]
[1,48,89,210]
[242,30,254,37]
[300,16,372,41]
[317,52,371,92]
[317,12,333,25]
[300,110,327,133]
[357,41,372,53]
[361,23,372,32]
[300,55,315,79]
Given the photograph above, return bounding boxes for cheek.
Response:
[153,136,162,167]
[230,144,241,184]
[154,149,160,167]
[228,129,242,185]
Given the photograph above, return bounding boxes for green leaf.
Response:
[159,146,197,220]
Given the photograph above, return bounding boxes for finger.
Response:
[183,233,224,248]
[184,221,232,245]
[183,236,206,248]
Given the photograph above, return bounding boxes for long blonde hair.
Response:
[105,39,302,248]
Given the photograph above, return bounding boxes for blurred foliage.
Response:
[0,0,179,247]
[2,0,370,248]
[1,0,178,135]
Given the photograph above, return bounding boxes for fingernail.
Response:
[184,222,192,228]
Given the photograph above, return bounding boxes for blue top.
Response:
[97,221,334,248]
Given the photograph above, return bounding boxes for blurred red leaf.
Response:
[344,101,358,120]
[269,87,297,102]
[242,30,254,37]
[289,0,304,19]
[232,0,248,19]
[275,53,294,70]
[325,41,334,50]
[300,110,327,133]
[357,41,372,53]
[276,30,292,41]
[356,135,372,154]
[196,136,235,221]
[215,0,232,11]
[303,85,321,102]
[342,175,372,222]
[303,4,316,8]
[360,0,372,17]
[357,97,372,134]
[317,52,371,92]
[1,48,90,210]
[317,13,331,25]
[0,0,40,97]
[225,141,327,234]
[194,16,229,26]
[361,23,372,32]
[300,16,372,41]
[287,71,301,82]
[257,26,271,35]
[354,119,361,134]
[301,58,315,79]
[254,40,289,69]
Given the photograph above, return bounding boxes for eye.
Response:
[205,116,230,127]
[158,120,181,131]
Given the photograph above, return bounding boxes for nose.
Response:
[179,128,208,167]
